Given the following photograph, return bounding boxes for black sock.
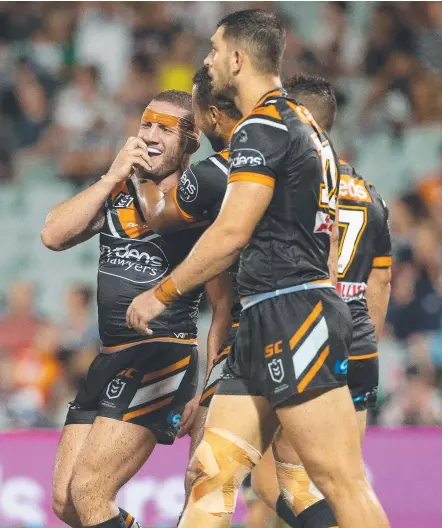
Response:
[119,508,141,528]
[276,494,302,528]
[297,499,337,528]
[86,513,126,528]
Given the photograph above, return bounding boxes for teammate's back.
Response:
[337,160,392,303]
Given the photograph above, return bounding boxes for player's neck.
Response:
[235,74,282,116]
[157,158,191,193]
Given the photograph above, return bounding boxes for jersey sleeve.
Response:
[174,159,228,222]
[228,108,289,189]
[372,202,392,268]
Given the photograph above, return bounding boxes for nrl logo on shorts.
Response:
[268,358,285,384]
[106,378,126,399]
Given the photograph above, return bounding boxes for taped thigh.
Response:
[276,460,324,514]
[189,427,261,514]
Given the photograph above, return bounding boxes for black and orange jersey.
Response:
[228,89,339,297]
[174,149,230,222]
[174,149,242,324]
[98,179,205,349]
[336,160,392,304]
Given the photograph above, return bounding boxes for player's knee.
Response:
[189,427,261,515]
[70,460,107,510]
[275,460,324,513]
[185,456,198,493]
[52,483,76,524]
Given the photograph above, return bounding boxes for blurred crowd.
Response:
[0,1,442,429]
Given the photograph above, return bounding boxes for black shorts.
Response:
[347,306,379,411]
[200,323,239,408]
[65,341,198,445]
[217,287,352,408]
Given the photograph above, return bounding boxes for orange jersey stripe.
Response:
[250,105,282,121]
[289,301,323,350]
[348,352,379,361]
[172,185,197,222]
[256,89,284,108]
[218,148,229,161]
[142,355,191,384]
[200,385,217,403]
[112,183,151,238]
[102,337,197,353]
[372,256,392,268]
[229,172,275,189]
[123,396,173,422]
[124,514,133,527]
[232,322,240,328]
[298,346,330,393]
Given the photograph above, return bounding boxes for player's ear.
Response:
[209,105,220,126]
[185,137,200,155]
[232,50,243,75]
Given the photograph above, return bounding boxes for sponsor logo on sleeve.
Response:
[229,148,266,169]
[178,168,198,203]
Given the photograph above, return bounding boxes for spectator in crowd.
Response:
[379,365,442,426]
[157,30,196,93]
[75,2,133,94]
[0,280,43,357]
[0,58,51,149]
[54,64,121,184]
[57,285,99,391]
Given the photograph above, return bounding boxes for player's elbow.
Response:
[40,226,64,251]
[223,226,250,253]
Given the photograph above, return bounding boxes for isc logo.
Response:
[265,340,283,358]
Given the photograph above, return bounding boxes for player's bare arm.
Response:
[366,266,392,342]
[126,180,273,334]
[41,137,151,251]
[178,271,232,438]
[133,178,188,233]
[328,200,339,286]
[204,271,233,374]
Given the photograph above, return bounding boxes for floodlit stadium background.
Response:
[0,2,442,527]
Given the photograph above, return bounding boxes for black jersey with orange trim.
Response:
[228,89,340,297]
[336,161,392,304]
[174,149,241,323]
[98,179,205,348]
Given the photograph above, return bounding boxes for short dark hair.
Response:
[192,67,242,121]
[217,9,286,75]
[152,90,195,123]
[284,73,337,132]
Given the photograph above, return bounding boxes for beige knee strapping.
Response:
[276,460,324,514]
[188,427,262,515]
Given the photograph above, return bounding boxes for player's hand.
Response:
[177,395,201,438]
[126,289,167,334]
[104,137,152,186]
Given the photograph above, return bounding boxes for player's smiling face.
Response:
[137,100,189,181]
[204,26,236,101]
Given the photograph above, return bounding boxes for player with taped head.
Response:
[127,65,242,500]
[250,73,392,528]
[42,90,233,528]
[126,9,390,528]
